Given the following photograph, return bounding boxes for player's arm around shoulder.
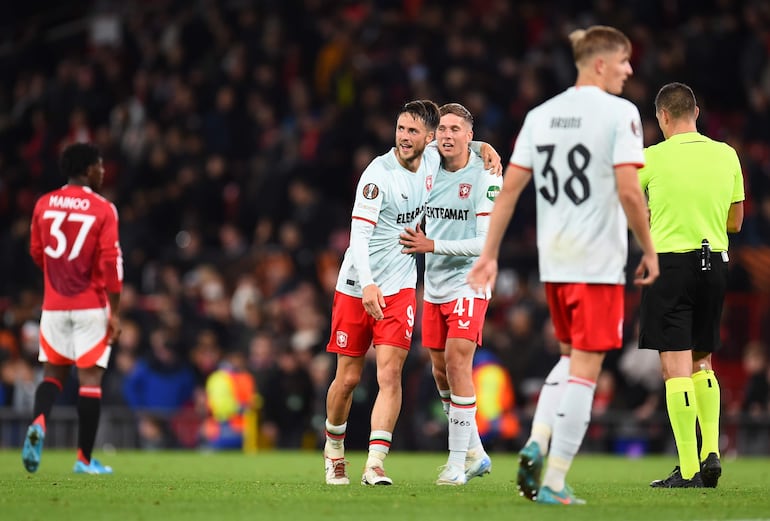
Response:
[470,142,503,175]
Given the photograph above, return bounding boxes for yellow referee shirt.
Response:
[639,131,744,253]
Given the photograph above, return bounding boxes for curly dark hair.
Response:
[59,142,100,179]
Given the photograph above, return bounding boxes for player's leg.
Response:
[692,352,721,487]
[527,286,574,458]
[436,336,478,485]
[362,343,408,485]
[649,350,701,487]
[23,310,73,473]
[690,258,727,487]
[526,353,570,452]
[71,309,113,475]
[519,283,571,499]
[537,348,601,505]
[450,298,492,481]
[324,291,372,484]
[642,254,703,488]
[423,302,451,415]
[361,288,415,485]
[430,352,451,414]
[73,364,112,474]
[537,283,623,505]
[23,363,69,473]
[324,354,365,484]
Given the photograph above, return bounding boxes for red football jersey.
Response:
[30,184,123,310]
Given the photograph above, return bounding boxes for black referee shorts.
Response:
[639,250,728,352]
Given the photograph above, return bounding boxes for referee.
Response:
[639,82,744,489]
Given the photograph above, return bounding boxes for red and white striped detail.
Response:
[79,386,102,399]
[568,376,596,389]
[326,430,345,441]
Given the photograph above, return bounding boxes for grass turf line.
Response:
[1,450,769,521]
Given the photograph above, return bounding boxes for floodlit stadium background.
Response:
[0,0,769,456]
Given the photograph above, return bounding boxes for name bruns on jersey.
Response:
[424,206,470,221]
[550,116,582,129]
[48,195,91,211]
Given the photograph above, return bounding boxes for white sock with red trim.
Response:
[543,376,596,491]
[324,420,346,459]
[528,355,570,455]
[366,430,391,468]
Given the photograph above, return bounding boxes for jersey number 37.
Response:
[42,210,96,261]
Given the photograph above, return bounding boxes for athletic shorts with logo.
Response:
[326,288,416,356]
[422,297,488,350]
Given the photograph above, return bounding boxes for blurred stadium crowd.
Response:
[1,0,769,453]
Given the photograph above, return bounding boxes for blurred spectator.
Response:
[200,350,256,450]
[123,327,196,449]
[472,348,520,450]
[189,328,224,386]
[102,319,143,406]
[739,341,770,454]
[260,345,315,449]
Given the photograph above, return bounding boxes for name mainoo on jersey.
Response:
[425,206,469,221]
[396,205,425,224]
[550,116,582,129]
[49,195,91,211]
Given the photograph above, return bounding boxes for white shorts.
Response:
[39,308,112,368]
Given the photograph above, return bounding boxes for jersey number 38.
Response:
[536,143,592,206]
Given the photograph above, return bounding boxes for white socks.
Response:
[447,395,476,468]
[528,356,570,454]
[324,420,346,458]
[366,430,392,468]
[543,376,596,491]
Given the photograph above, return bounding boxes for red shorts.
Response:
[326,288,416,356]
[545,282,624,351]
[422,297,488,350]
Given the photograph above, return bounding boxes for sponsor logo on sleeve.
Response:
[362,183,379,199]
[631,119,642,137]
[486,185,501,202]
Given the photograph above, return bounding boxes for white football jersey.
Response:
[510,85,644,283]
[424,153,499,303]
[336,147,440,297]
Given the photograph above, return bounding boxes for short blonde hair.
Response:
[569,25,631,65]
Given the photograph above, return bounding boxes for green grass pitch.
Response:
[1,450,769,521]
